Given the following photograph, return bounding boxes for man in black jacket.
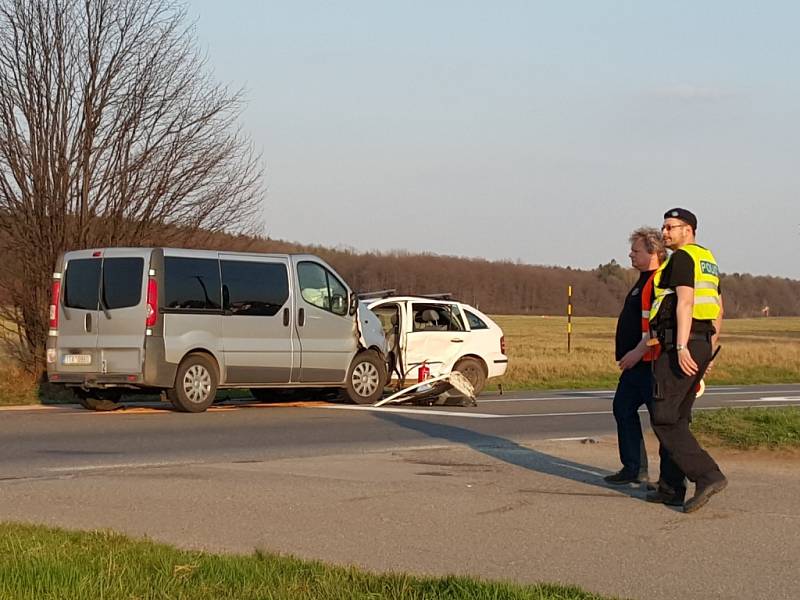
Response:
[604,227,666,485]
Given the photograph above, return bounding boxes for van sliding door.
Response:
[219,255,295,384]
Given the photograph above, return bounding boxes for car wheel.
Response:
[167,353,218,413]
[453,357,487,396]
[344,351,386,405]
[74,389,122,412]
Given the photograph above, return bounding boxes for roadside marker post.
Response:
[567,285,572,353]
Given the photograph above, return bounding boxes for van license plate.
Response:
[63,354,92,366]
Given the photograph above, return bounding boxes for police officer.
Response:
[604,227,666,485]
[647,208,726,513]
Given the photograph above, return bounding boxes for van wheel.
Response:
[454,357,486,396]
[75,389,122,412]
[168,354,218,413]
[344,351,386,405]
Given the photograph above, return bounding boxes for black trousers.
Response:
[651,337,722,488]
[612,363,652,477]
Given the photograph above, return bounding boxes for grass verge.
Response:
[692,407,800,450]
[0,523,606,600]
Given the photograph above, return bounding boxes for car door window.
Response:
[297,261,348,316]
[411,304,464,332]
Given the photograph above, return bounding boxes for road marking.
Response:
[45,461,194,473]
[324,405,618,418]
[321,405,503,418]
[730,396,800,403]
[481,388,769,403]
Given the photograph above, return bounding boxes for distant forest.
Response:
[192,232,800,318]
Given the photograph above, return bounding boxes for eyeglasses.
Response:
[661,223,687,232]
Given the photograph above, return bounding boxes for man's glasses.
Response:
[661,223,687,232]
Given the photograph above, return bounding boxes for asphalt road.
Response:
[2,384,799,600]
[2,383,799,479]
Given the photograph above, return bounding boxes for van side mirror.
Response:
[349,293,358,316]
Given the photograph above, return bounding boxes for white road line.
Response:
[730,396,800,403]
[325,401,800,420]
[324,405,616,418]
[321,405,503,418]
[481,388,775,403]
[45,461,192,473]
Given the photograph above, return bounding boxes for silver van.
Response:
[46,248,387,412]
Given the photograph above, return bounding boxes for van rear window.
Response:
[63,259,101,310]
[102,258,144,309]
[164,257,222,310]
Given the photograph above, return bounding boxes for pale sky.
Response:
[187,1,800,278]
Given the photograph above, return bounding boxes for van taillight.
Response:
[500,335,506,354]
[49,278,61,331]
[145,277,158,327]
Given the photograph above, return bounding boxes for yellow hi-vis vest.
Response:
[649,243,721,323]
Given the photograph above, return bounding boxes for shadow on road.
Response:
[375,411,644,499]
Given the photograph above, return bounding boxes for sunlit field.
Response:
[490,316,800,391]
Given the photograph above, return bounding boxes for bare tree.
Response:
[0,0,263,374]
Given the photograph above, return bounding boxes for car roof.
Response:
[369,296,456,304]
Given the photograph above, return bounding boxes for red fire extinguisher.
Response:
[418,361,430,383]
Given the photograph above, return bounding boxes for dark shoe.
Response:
[603,470,640,485]
[646,488,685,507]
[684,476,728,514]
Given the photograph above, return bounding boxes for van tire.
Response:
[454,357,487,396]
[344,351,386,405]
[167,353,218,413]
[75,389,122,412]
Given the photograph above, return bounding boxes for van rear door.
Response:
[96,248,149,374]
[58,251,102,373]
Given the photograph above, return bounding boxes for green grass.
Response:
[692,407,800,449]
[0,523,606,600]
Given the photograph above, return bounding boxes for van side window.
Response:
[464,310,488,330]
[221,260,289,316]
[102,258,144,309]
[164,257,221,310]
[63,258,101,310]
[297,262,348,316]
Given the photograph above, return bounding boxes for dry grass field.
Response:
[1,317,798,404]
[491,316,800,391]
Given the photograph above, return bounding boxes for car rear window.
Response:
[464,310,488,330]
[63,258,101,310]
[102,257,144,309]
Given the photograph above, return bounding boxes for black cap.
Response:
[663,207,697,231]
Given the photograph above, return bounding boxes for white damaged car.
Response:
[367,296,508,396]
